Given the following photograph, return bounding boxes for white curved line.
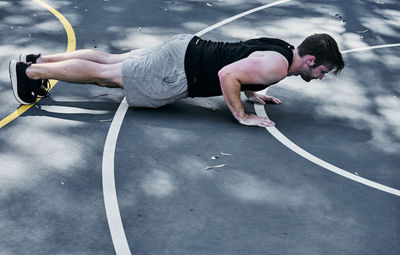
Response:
[102,98,131,254]
[196,0,293,37]
[255,43,400,197]
[342,43,400,54]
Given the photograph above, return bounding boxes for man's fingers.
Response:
[272,97,281,104]
[249,94,281,105]
[249,96,265,105]
[257,117,275,127]
[239,114,275,127]
[267,96,281,104]
[260,95,281,104]
[258,121,275,127]
[258,95,269,101]
[256,98,266,105]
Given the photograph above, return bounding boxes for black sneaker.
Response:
[18,54,50,97]
[9,60,44,105]
[35,78,50,98]
[19,53,41,64]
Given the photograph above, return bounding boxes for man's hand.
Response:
[238,113,275,127]
[246,91,281,105]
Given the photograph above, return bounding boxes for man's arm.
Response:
[219,71,272,126]
[218,52,288,127]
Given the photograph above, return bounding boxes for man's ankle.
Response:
[25,65,39,80]
[36,56,43,64]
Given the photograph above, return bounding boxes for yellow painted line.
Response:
[0,0,76,128]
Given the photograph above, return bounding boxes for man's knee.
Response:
[96,63,123,88]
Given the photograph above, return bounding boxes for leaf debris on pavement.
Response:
[334,13,345,23]
[356,29,369,38]
[205,164,225,170]
[94,93,109,98]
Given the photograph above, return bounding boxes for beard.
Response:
[301,74,312,82]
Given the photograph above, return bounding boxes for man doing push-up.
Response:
[9,33,344,127]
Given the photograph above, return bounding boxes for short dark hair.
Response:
[298,33,345,75]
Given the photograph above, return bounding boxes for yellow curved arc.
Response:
[0,0,76,128]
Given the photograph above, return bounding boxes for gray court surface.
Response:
[1,0,399,254]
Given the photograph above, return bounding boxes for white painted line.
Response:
[102,98,131,255]
[254,43,400,197]
[342,43,400,54]
[196,0,293,37]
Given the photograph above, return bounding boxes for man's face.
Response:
[301,64,331,82]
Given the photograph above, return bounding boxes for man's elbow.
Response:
[218,68,237,87]
[218,68,230,82]
[218,67,242,93]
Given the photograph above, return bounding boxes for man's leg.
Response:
[26,59,123,88]
[37,49,132,65]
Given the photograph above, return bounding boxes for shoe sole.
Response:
[18,53,27,62]
[9,60,33,105]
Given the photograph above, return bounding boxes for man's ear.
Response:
[306,55,316,66]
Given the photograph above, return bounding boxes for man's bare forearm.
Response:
[219,73,245,121]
